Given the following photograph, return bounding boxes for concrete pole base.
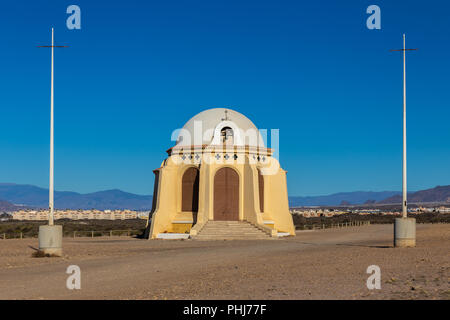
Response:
[394,217,416,248]
[38,225,63,256]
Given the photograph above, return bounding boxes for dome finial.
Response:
[221,109,230,121]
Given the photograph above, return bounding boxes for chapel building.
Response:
[145,108,295,239]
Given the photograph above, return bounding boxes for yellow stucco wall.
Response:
[264,164,295,234]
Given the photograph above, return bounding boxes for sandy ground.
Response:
[0,223,448,300]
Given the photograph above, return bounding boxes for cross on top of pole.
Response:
[37,45,69,48]
[389,34,417,52]
[37,28,69,48]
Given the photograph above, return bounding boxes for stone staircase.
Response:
[193,220,274,240]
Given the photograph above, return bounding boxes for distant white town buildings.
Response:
[12,209,148,221]
[289,206,450,217]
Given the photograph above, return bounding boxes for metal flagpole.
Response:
[402,34,407,218]
[37,29,68,256]
[402,34,408,218]
[38,28,68,226]
[50,28,54,225]
[390,34,417,219]
[390,34,417,247]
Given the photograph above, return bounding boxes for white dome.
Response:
[174,108,265,148]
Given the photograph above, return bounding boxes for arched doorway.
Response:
[182,167,199,212]
[214,167,239,220]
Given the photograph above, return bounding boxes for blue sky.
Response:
[0,0,449,196]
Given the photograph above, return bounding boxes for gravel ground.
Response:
[0,223,448,300]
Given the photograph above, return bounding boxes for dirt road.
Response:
[0,224,448,299]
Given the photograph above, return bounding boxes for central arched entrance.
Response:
[214,167,239,221]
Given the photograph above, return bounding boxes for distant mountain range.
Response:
[0,183,152,210]
[288,191,400,207]
[0,199,20,212]
[290,185,450,206]
[0,183,448,211]
[379,185,450,204]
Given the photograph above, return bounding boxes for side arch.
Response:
[181,167,199,212]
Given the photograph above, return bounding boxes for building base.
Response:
[38,225,63,256]
[394,217,416,248]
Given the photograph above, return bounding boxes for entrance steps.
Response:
[193,220,274,240]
